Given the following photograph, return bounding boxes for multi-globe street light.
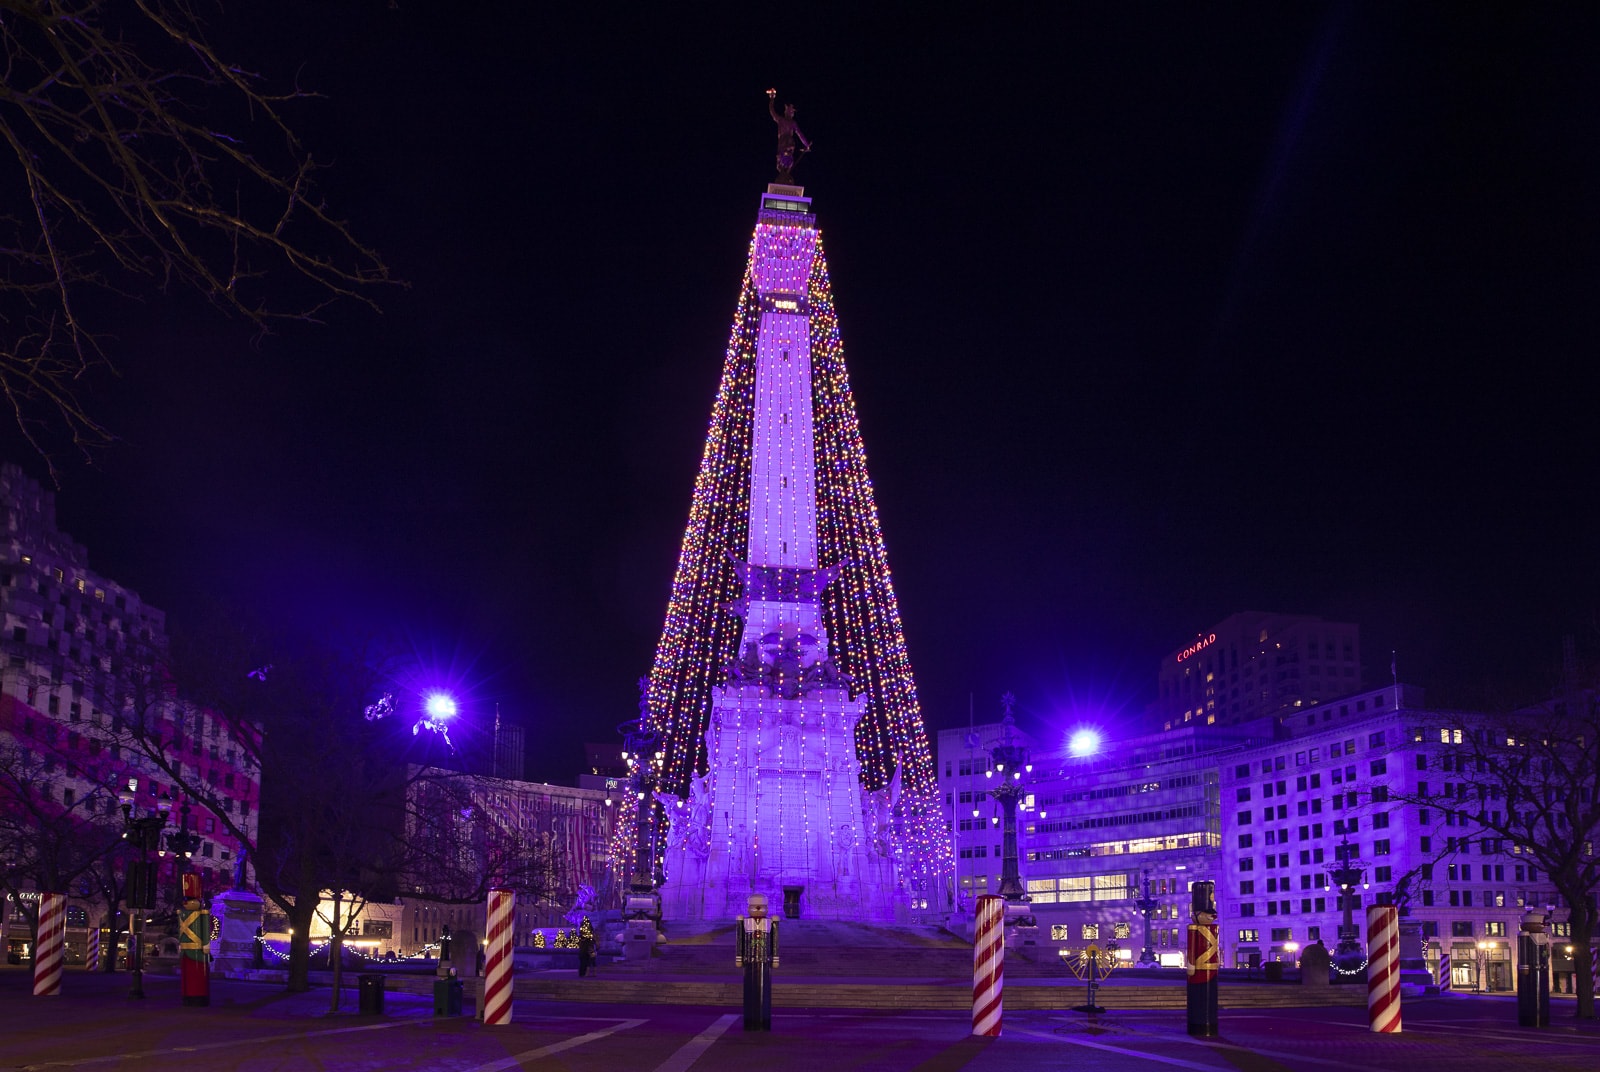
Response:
[1325,835,1370,964]
[987,702,1031,905]
[119,790,169,999]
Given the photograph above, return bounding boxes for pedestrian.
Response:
[578,917,596,977]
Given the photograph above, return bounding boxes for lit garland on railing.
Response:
[619,213,948,898]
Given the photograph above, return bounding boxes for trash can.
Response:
[358,973,385,1015]
[433,976,463,1016]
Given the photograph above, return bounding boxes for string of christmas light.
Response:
[617,212,949,901]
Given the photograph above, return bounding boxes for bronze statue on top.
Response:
[766,88,811,183]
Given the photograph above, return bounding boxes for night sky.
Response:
[7,3,1597,777]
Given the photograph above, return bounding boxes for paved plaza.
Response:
[3,970,1597,1072]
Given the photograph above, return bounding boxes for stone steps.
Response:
[246,969,1368,1012]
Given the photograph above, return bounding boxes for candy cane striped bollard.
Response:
[1367,904,1401,1033]
[972,895,1005,1037]
[482,888,515,1026]
[1436,949,1451,993]
[33,892,66,996]
[86,925,101,972]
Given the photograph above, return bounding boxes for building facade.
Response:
[1157,612,1362,731]
[397,770,614,952]
[1217,684,1575,990]
[939,681,1593,990]
[0,463,259,960]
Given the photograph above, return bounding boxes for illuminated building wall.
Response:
[939,719,1266,958]
[1157,611,1362,730]
[643,187,946,919]
[1216,684,1559,987]
[0,463,259,957]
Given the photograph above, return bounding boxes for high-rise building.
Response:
[0,463,259,960]
[637,182,945,921]
[1156,612,1362,731]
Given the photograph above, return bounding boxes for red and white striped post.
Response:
[482,888,515,1026]
[972,894,1005,1037]
[1367,904,1401,1033]
[33,892,66,996]
[86,925,101,972]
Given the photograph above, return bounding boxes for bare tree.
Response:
[1394,654,1600,1019]
[402,767,567,907]
[0,736,124,945]
[0,0,392,468]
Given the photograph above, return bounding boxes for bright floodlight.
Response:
[1068,728,1102,757]
[424,692,458,720]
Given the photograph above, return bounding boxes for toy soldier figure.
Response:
[178,873,211,1006]
[1185,880,1219,1037]
[735,893,780,1030]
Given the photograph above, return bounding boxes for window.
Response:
[1271,927,1292,942]
[1113,923,1130,940]
[1236,787,1251,802]
[1370,759,1387,776]
[1416,753,1427,770]
[1451,921,1474,937]
[1374,839,1390,855]
[1238,929,1260,943]
[1374,866,1392,883]
[1240,904,1255,917]
[1238,834,1253,848]
[1373,813,1390,829]
[1082,924,1099,941]
[1239,881,1255,894]
[1368,731,1385,747]
[1237,810,1252,825]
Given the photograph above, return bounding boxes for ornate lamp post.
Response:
[119,792,169,999]
[164,799,202,873]
[1135,868,1160,966]
[1326,835,1369,964]
[987,696,1030,905]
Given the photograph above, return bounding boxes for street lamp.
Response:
[1135,869,1160,966]
[164,799,202,869]
[120,791,169,1000]
[989,703,1029,905]
[1325,835,1368,965]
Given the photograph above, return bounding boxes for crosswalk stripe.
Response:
[461,1018,646,1072]
[651,1013,739,1072]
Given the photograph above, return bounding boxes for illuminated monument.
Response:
[633,94,946,921]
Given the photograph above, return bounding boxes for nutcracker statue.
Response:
[735,893,780,1031]
[178,873,211,1006]
[1185,879,1219,1037]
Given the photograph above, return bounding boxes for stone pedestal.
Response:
[209,889,264,976]
[622,919,656,962]
[1397,919,1431,988]
[448,929,480,979]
